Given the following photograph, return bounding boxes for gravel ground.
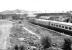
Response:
[0,19,72,50]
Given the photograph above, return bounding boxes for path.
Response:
[0,20,13,50]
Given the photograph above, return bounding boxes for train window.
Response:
[69,27,72,30]
[62,25,64,28]
[51,23,53,26]
[65,26,68,29]
[59,25,61,27]
[56,24,58,27]
[52,24,53,26]
[56,25,58,27]
[52,24,54,26]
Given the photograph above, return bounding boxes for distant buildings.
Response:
[33,12,72,22]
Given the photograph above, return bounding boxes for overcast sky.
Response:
[0,0,72,12]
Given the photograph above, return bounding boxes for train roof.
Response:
[35,13,71,16]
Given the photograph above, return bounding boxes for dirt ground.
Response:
[0,19,72,50]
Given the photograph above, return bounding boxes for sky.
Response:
[0,0,72,13]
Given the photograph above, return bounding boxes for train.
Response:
[28,18,72,35]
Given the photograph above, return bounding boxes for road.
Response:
[0,20,13,50]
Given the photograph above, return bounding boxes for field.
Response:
[0,19,72,50]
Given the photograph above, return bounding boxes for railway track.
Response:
[29,22,72,38]
[12,20,72,50]
[28,18,72,36]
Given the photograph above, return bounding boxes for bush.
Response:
[40,36,51,50]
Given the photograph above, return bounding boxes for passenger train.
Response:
[28,18,72,35]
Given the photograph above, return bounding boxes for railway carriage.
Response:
[28,18,72,35]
